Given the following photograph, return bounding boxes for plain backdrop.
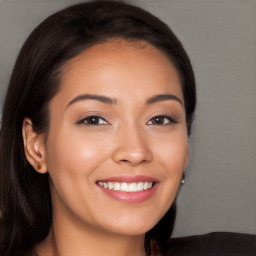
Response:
[0,0,255,238]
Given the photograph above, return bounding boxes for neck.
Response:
[35,211,146,256]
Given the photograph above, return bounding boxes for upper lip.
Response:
[97,175,159,183]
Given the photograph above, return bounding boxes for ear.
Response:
[22,118,47,174]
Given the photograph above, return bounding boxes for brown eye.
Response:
[78,116,108,125]
[147,115,177,125]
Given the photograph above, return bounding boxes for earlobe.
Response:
[22,118,47,174]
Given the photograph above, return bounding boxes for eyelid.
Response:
[76,113,110,125]
[147,114,178,125]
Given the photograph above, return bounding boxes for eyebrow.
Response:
[146,94,183,106]
[66,93,183,109]
[66,94,118,108]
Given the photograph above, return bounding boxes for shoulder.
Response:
[164,232,256,256]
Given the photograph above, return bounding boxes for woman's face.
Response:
[41,39,188,236]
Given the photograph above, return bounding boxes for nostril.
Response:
[118,158,149,166]
[112,145,153,165]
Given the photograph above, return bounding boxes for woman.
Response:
[0,2,195,255]
[0,1,254,256]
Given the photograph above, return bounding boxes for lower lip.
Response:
[97,183,159,203]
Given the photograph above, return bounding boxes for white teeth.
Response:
[97,181,154,192]
[113,182,120,191]
[138,182,144,191]
[108,182,113,190]
[143,182,149,190]
[129,183,137,192]
[121,182,129,192]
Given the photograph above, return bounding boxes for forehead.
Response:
[57,38,183,103]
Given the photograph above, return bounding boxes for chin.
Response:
[98,212,162,237]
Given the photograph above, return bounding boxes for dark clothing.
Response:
[165,232,256,256]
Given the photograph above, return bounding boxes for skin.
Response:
[23,39,189,256]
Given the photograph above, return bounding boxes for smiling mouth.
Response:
[97,181,154,192]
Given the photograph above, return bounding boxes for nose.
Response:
[111,126,153,166]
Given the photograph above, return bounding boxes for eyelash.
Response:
[77,115,109,126]
[147,115,178,126]
[77,114,178,126]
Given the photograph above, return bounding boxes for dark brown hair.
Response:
[0,1,196,255]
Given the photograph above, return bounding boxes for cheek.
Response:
[44,129,111,187]
[153,131,188,192]
[44,130,113,217]
[144,131,188,222]
[155,131,188,169]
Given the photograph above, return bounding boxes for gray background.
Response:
[0,0,255,237]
